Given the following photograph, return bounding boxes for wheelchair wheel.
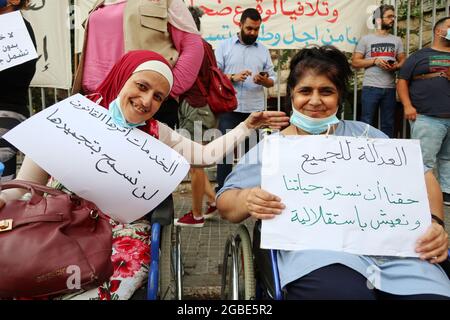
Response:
[221,235,235,299]
[159,223,183,299]
[235,225,256,300]
[221,225,256,300]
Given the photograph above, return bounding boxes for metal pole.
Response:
[277,49,281,112]
[40,87,46,112]
[432,0,437,42]
[419,0,424,49]
[393,0,398,36]
[446,0,449,16]
[28,88,33,116]
[353,72,358,121]
[406,0,411,56]
[402,0,412,139]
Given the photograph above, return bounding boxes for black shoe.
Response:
[444,192,450,206]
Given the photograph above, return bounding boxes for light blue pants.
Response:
[410,114,450,194]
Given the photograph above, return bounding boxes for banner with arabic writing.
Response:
[23,0,72,89]
[189,0,377,51]
[3,94,190,223]
[261,135,430,257]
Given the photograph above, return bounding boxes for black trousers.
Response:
[215,111,259,192]
[285,264,449,300]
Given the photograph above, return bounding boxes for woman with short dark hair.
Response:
[217,45,450,300]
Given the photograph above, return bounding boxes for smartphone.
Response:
[259,71,269,77]
[387,60,395,65]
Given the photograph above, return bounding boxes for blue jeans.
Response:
[216,111,254,192]
[410,115,450,194]
[361,86,397,138]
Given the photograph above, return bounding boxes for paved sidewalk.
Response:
[174,183,450,299]
[173,185,254,299]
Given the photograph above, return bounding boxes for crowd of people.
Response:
[0,0,448,300]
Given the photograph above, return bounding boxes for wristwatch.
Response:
[230,74,235,82]
[431,214,445,229]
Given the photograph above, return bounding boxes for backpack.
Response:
[195,40,238,114]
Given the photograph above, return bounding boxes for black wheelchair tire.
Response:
[221,236,234,299]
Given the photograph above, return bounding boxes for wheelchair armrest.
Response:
[150,195,174,226]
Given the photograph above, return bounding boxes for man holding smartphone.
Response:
[214,8,275,192]
[352,4,406,138]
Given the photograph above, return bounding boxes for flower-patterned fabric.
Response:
[58,219,151,300]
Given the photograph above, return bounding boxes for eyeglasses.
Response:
[383,15,396,19]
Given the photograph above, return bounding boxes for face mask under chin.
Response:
[108,97,146,129]
[290,108,340,135]
[441,28,450,41]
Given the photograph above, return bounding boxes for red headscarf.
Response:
[89,50,173,138]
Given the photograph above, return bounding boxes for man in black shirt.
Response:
[397,16,450,206]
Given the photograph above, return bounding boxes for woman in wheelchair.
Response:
[217,45,450,300]
[0,50,289,299]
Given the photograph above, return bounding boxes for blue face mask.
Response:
[108,97,146,128]
[0,0,8,8]
[445,29,450,41]
[290,108,340,135]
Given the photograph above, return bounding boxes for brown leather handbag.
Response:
[0,180,113,298]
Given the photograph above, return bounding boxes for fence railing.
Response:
[28,0,450,140]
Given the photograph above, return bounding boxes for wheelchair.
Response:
[222,220,450,300]
[145,195,183,300]
[221,221,282,300]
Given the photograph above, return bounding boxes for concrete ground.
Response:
[173,184,254,299]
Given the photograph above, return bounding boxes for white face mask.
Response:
[443,28,450,41]
[290,108,340,135]
[108,97,145,128]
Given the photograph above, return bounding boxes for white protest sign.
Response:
[4,94,190,223]
[261,135,431,257]
[0,11,38,72]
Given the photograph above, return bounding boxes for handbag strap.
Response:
[195,77,208,97]
[1,180,64,196]
[1,180,65,205]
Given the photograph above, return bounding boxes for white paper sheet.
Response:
[261,135,431,257]
[0,11,38,72]
[4,94,190,223]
